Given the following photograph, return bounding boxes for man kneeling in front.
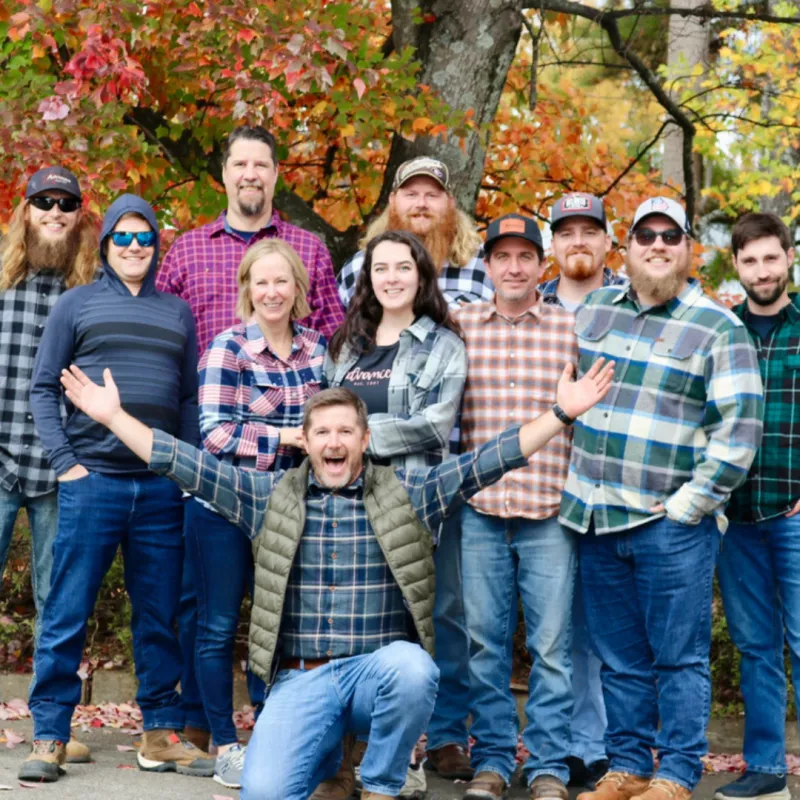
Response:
[57,365,613,800]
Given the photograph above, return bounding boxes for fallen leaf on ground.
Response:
[116,764,136,770]
[18,782,41,789]
[3,729,25,748]
[116,744,135,752]
[213,795,236,800]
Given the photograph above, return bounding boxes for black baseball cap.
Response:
[483,213,543,257]
[25,166,82,200]
[550,193,607,231]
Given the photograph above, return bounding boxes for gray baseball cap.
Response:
[550,193,607,231]
[631,196,690,234]
[392,157,450,192]
[25,166,82,200]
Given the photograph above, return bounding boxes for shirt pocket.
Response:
[574,306,614,344]
[649,327,706,395]
[249,378,284,418]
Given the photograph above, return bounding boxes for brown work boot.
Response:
[631,779,692,800]
[183,725,211,753]
[530,774,569,800]
[18,739,67,783]
[137,729,215,777]
[65,736,91,763]
[426,744,474,780]
[578,771,651,800]
[464,770,507,799]
[310,735,356,800]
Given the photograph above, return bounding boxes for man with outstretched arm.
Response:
[57,360,613,800]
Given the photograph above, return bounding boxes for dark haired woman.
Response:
[321,229,469,796]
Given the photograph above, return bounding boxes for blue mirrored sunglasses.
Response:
[110,231,157,248]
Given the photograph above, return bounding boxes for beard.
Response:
[742,273,788,307]
[387,203,457,270]
[238,185,266,217]
[26,225,80,273]
[560,251,601,281]
[625,255,692,305]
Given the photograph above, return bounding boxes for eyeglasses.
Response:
[110,231,157,248]
[631,227,686,247]
[29,196,81,214]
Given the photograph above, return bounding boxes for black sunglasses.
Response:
[632,227,685,247]
[29,195,82,214]
[110,231,157,248]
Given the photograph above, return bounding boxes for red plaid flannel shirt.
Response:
[157,211,345,354]
[456,295,578,519]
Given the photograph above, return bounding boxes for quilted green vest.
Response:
[248,458,436,683]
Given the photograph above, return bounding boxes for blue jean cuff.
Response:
[741,765,788,776]
[654,770,697,791]
[609,762,654,780]
[527,768,570,786]
[184,718,210,732]
[426,739,469,753]
[142,715,187,732]
[361,781,406,795]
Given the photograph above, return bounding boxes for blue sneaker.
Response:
[713,772,790,800]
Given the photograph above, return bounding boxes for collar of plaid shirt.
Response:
[243,319,310,358]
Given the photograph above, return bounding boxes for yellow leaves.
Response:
[412,116,433,133]
[339,123,355,138]
[382,100,396,118]
[310,100,328,118]
[127,167,141,185]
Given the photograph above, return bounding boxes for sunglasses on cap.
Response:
[28,195,81,214]
[110,231,157,248]
[631,227,686,247]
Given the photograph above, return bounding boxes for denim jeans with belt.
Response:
[717,515,800,775]
[241,641,439,800]
[29,472,186,739]
[461,505,576,787]
[184,498,265,746]
[579,515,719,791]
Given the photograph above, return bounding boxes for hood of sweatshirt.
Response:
[99,194,160,297]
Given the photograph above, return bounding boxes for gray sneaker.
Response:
[213,743,246,789]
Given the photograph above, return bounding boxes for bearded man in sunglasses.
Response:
[22,194,214,782]
[561,197,764,800]
[0,167,97,762]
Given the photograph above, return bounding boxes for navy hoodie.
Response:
[31,194,199,476]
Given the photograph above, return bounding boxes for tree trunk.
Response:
[388,0,525,212]
[662,0,708,194]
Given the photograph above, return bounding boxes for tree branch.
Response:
[517,0,698,220]
[521,0,800,25]
[601,119,672,196]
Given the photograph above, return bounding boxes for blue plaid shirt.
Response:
[539,266,625,302]
[149,425,527,658]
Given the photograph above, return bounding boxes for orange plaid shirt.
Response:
[456,295,578,520]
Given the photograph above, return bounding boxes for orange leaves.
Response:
[412,116,433,133]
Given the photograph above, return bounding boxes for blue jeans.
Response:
[241,641,439,800]
[717,515,800,775]
[570,579,607,765]
[177,523,209,732]
[461,505,576,786]
[185,498,266,746]
[0,486,58,639]
[30,472,186,739]
[579,516,719,791]
[427,513,471,751]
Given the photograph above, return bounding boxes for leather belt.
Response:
[281,657,333,671]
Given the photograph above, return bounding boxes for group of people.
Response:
[0,124,797,800]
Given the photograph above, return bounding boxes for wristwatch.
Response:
[552,403,575,426]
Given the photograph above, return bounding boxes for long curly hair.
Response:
[359,205,481,268]
[329,230,462,361]
[0,199,98,291]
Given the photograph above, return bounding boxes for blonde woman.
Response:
[185,239,326,789]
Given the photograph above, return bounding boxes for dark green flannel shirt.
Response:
[727,294,800,523]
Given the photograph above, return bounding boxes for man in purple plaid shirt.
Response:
[156,125,344,752]
[156,125,344,354]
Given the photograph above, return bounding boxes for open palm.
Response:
[556,358,615,419]
[60,366,122,427]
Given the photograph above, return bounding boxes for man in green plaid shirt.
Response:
[716,212,798,800]
[565,198,763,800]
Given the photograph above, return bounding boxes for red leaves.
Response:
[38,96,70,121]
